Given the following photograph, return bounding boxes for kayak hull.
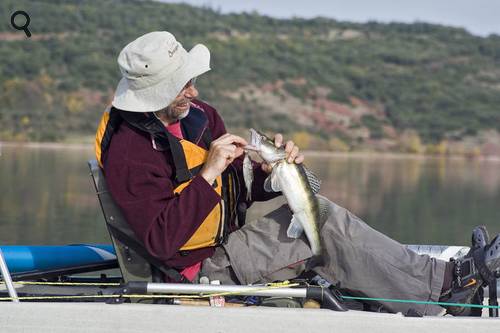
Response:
[0,245,116,274]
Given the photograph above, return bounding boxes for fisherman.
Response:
[96,31,500,316]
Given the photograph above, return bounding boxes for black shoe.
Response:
[472,225,489,249]
[443,227,500,316]
[466,226,490,316]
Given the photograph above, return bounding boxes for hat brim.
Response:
[112,44,211,112]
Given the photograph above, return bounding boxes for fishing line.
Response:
[340,295,500,309]
[6,281,121,286]
[2,280,498,309]
[0,294,185,301]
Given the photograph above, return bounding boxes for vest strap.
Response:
[201,127,212,148]
[167,133,192,183]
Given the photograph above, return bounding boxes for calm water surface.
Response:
[0,145,499,246]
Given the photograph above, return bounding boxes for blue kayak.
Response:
[0,244,116,274]
[0,244,471,275]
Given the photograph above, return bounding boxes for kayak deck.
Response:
[0,302,498,333]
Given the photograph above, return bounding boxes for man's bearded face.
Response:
[160,79,198,121]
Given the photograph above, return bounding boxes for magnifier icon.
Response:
[10,11,31,38]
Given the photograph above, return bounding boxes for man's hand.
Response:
[261,133,305,174]
[200,133,248,184]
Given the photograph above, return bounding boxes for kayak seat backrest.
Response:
[88,159,155,283]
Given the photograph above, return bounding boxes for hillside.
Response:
[1,0,500,155]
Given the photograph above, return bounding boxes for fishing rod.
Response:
[121,281,347,311]
[0,279,346,312]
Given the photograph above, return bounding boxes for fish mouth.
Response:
[248,128,262,151]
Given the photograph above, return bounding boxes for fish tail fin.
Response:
[305,254,325,272]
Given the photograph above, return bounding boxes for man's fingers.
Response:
[214,143,235,153]
[285,140,295,153]
[218,145,236,157]
[215,134,248,147]
[285,140,295,163]
[214,133,303,166]
[287,145,299,163]
[234,146,245,158]
[211,133,231,145]
[261,163,272,174]
[223,144,245,159]
[294,154,305,164]
[218,133,232,139]
[274,133,283,148]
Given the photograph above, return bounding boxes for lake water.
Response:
[0,144,499,246]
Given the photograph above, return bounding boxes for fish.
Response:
[243,129,323,263]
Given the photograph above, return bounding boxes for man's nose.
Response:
[184,85,198,99]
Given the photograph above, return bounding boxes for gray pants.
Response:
[201,195,446,315]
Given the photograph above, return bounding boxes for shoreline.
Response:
[0,141,93,150]
[2,141,500,162]
[302,150,500,162]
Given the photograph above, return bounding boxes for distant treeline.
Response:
[1,0,500,142]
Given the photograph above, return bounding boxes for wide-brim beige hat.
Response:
[112,31,210,112]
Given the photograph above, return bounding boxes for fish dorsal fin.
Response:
[303,166,321,194]
[263,168,281,192]
[318,197,330,223]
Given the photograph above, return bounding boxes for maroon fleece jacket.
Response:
[103,101,278,269]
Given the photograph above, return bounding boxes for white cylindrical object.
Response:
[146,283,307,298]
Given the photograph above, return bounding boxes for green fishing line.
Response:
[341,295,500,309]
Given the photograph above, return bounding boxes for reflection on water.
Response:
[250,154,500,245]
[0,145,107,245]
[0,146,499,246]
